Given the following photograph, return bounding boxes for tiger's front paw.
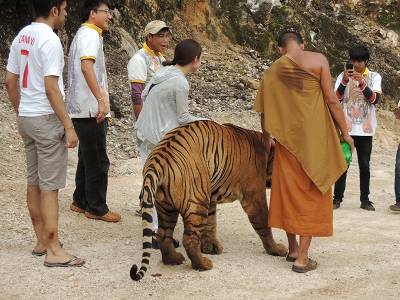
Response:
[362,125,373,133]
[191,256,213,271]
[201,237,223,254]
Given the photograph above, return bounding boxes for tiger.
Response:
[130,120,288,281]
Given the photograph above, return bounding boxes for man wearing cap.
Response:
[127,20,180,249]
[127,20,170,123]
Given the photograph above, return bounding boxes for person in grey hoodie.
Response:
[135,39,208,248]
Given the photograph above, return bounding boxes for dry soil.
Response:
[1,77,400,300]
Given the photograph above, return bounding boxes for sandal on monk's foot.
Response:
[286,254,296,262]
[292,258,318,273]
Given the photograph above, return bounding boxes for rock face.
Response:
[1,0,400,107]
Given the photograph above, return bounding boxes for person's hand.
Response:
[64,127,78,148]
[342,134,355,153]
[343,63,353,81]
[95,99,109,123]
[265,137,275,155]
[351,71,365,86]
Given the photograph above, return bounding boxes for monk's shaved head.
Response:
[277,32,303,48]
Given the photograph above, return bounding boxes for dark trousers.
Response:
[71,118,110,216]
[394,144,400,203]
[334,135,372,203]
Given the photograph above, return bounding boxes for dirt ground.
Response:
[1,88,400,299]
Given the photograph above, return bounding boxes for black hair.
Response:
[33,0,65,18]
[163,39,202,67]
[80,0,110,22]
[277,31,304,47]
[349,45,370,62]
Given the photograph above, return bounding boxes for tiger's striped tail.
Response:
[130,167,159,281]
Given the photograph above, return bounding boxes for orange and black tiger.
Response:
[130,120,287,281]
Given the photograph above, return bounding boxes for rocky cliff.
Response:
[1,0,400,107]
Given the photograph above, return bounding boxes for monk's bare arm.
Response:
[319,55,355,150]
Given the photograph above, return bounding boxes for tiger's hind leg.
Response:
[155,206,185,266]
[201,203,223,254]
[182,204,213,271]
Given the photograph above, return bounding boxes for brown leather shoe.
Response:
[70,204,85,213]
[85,211,121,222]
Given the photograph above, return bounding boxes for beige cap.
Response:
[144,20,170,35]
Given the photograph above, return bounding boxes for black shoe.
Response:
[360,201,375,211]
[333,199,341,209]
[389,202,400,211]
[152,236,159,249]
[173,239,180,248]
[135,208,142,217]
[152,234,180,249]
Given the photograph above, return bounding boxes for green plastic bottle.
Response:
[341,142,352,165]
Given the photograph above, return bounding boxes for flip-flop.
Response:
[32,242,64,256]
[286,254,296,262]
[44,256,85,267]
[292,258,318,273]
[32,250,47,256]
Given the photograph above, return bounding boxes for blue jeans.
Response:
[71,118,110,216]
[334,135,372,203]
[394,144,400,203]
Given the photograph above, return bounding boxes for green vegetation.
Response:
[378,3,400,31]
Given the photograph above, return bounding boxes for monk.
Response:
[253,31,354,273]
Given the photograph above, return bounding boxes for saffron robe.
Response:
[253,56,347,236]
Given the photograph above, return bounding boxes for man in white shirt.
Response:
[67,0,121,223]
[127,20,181,249]
[5,0,84,267]
[127,20,170,124]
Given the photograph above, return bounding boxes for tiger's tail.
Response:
[130,167,159,281]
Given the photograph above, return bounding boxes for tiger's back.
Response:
[130,120,287,281]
